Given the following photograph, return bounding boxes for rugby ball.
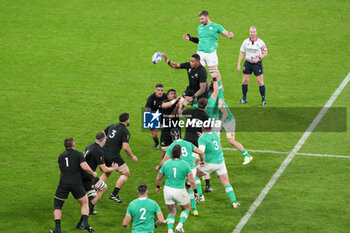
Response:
[152,52,163,64]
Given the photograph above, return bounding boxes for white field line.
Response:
[222,148,350,159]
[233,73,350,233]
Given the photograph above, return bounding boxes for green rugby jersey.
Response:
[126,197,161,233]
[160,159,192,189]
[219,102,235,122]
[165,140,196,169]
[197,22,225,53]
[198,132,224,164]
[206,96,219,120]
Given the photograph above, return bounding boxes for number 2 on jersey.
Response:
[139,208,146,219]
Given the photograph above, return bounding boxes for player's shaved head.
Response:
[172,145,182,159]
[137,183,148,195]
[95,131,106,142]
[64,137,74,149]
[198,10,209,17]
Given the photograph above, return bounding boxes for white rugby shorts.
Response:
[198,161,227,176]
[163,185,190,205]
[197,51,218,67]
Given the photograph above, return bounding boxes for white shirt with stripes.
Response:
[240,38,267,62]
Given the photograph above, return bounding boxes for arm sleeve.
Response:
[122,131,130,143]
[217,24,225,33]
[159,164,165,174]
[145,95,153,108]
[97,152,104,165]
[198,135,205,147]
[199,68,207,83]
[126,204,132,215]
[260,41,267,53]
[188,34,199,43]
[179,62,190,69]
[154,201,161,213]
[79,152,85,163]
[240,41,246,53]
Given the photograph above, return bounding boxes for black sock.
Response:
[55,219,61,229]
[154,137,159,143]
[81,214,89,227]
[112,187,120,196]
[242,84,248,100]
[259,85,266,101]
[205,179,210,187]
[89,201,95,212]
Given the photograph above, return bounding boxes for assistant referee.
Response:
[237,26,268,106]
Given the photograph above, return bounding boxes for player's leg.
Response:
[207,51,225,109]
[186,169,198,215]
[176,201,191,233]
[76,194,94,231]
[89,179,107,214]
[166,204,177,233]
[50,196,65,233]
[256,74,266,106]
[150,129,160,149]
[196,164,213,192]
[100,154,113,182]
[239,61,252,104]
[110,162,129,203]
[217,166,240,208]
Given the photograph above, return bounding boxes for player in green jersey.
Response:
[197,126,240,208]
[207,78,253,165]
[184,10,233,109]
[123,183,165,233]
[156,145,199,233]
[156,128,204,216]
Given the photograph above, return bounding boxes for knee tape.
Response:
[54,198,65,210]
[87,189,97,198]
[95,180,107,191]
[119,175,128,182]
[226,132,235,139]
[209,68,219,73]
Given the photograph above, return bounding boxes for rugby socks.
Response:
[259,85,266,102]
[179,209,189,224]
[167,214,175,230]
[205,179,211,188]
[88,196,95,213]
[187,190,197,211]
[241,149,251,157]
[54,219,61,229]
[225,184,237,203]
[112,187,120,196]
[242,84,248,100]
[195,177,203,197]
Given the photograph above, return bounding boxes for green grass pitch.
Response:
[0,0,349,232]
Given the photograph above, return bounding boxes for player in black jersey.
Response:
[81,132,119,215]
[50,138,97,233]
[160,89,181,160]
[100,113,138,204]
[163,53,208,112]
[145,84,167,149]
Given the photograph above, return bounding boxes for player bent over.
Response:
[50,138,97,233]
[156,145,199,233]
[81,131,119,216]
[156,128,205,216]
[197,126,240,208]
[101,113,138,203]
[123,183,165,232]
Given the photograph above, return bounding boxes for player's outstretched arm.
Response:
[222,30,234,39]
[220,107,228,123]
[210,77,219,101]
[123,142,138,162]
[183,33,199,43]
[80,162,98,177]
[163,54,180,69]
[122,214,131,229]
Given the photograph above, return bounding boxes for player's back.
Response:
[83,142,103,172]
[160,159,191,189]
[199,132,224,164]
[58,149,84,185]
[183,108,209,146]
[167,140,196,169]
[127,198,160,233]
[103,123,129,155]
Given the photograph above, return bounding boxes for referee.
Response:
[237,26,268,106]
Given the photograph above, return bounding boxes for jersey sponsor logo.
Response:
[209,27,213,30]
[188,68,192,73]
[143,110,161,129]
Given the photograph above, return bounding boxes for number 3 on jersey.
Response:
[213,140,219,150]
[109,129,117,138]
